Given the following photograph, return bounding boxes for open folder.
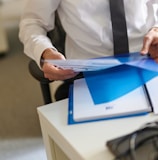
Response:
[68,78,152,125]
[67,53,158,124]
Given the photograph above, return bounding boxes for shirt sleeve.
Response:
[146,0,158,28]
[153,5,158,28]
[19,0,60,67]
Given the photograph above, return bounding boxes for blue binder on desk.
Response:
[68,78,152,125]
[67,53,158,125]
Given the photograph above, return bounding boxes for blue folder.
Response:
[67,53,158,125]
[83,53,158,104]
[68,84,151,125]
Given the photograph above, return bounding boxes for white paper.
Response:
[44,58,121,72]
[73,78,151,122]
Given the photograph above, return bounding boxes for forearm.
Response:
[18,0,59,67]
[19,21,57,67]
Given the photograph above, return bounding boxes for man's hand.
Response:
[141,27,158,62]
[41,48,78,80]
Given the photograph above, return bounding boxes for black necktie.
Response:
[109,0,129,55]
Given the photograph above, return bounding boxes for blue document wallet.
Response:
[68,78,152,125]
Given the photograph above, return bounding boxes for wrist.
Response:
[40,48,57,68]
[149,27,158,32]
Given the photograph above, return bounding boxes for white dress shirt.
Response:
[19,0,158,67]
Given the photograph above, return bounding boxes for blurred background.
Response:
[0,0,47,159]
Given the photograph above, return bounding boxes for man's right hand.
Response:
[41,48,78,81]
[141,27,158,63]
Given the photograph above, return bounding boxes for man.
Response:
[19,0,158,100]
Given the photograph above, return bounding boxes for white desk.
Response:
[37,99,158,160]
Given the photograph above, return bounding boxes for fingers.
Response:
[42,63,78,81]
[141,27,158,62]
[41,48,75,80]
[141,32,153,55]
[148,44,158,58]
[45,70,78,81]
[141,28,158,54]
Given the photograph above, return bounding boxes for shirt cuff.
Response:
[33,39,57,69]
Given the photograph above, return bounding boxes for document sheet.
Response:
[72,78,151,122]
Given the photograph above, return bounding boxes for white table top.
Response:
[37,99,158,160]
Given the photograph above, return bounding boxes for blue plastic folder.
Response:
[68,83,152,125]
[83,53,158,104]
[67,52,158,125]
